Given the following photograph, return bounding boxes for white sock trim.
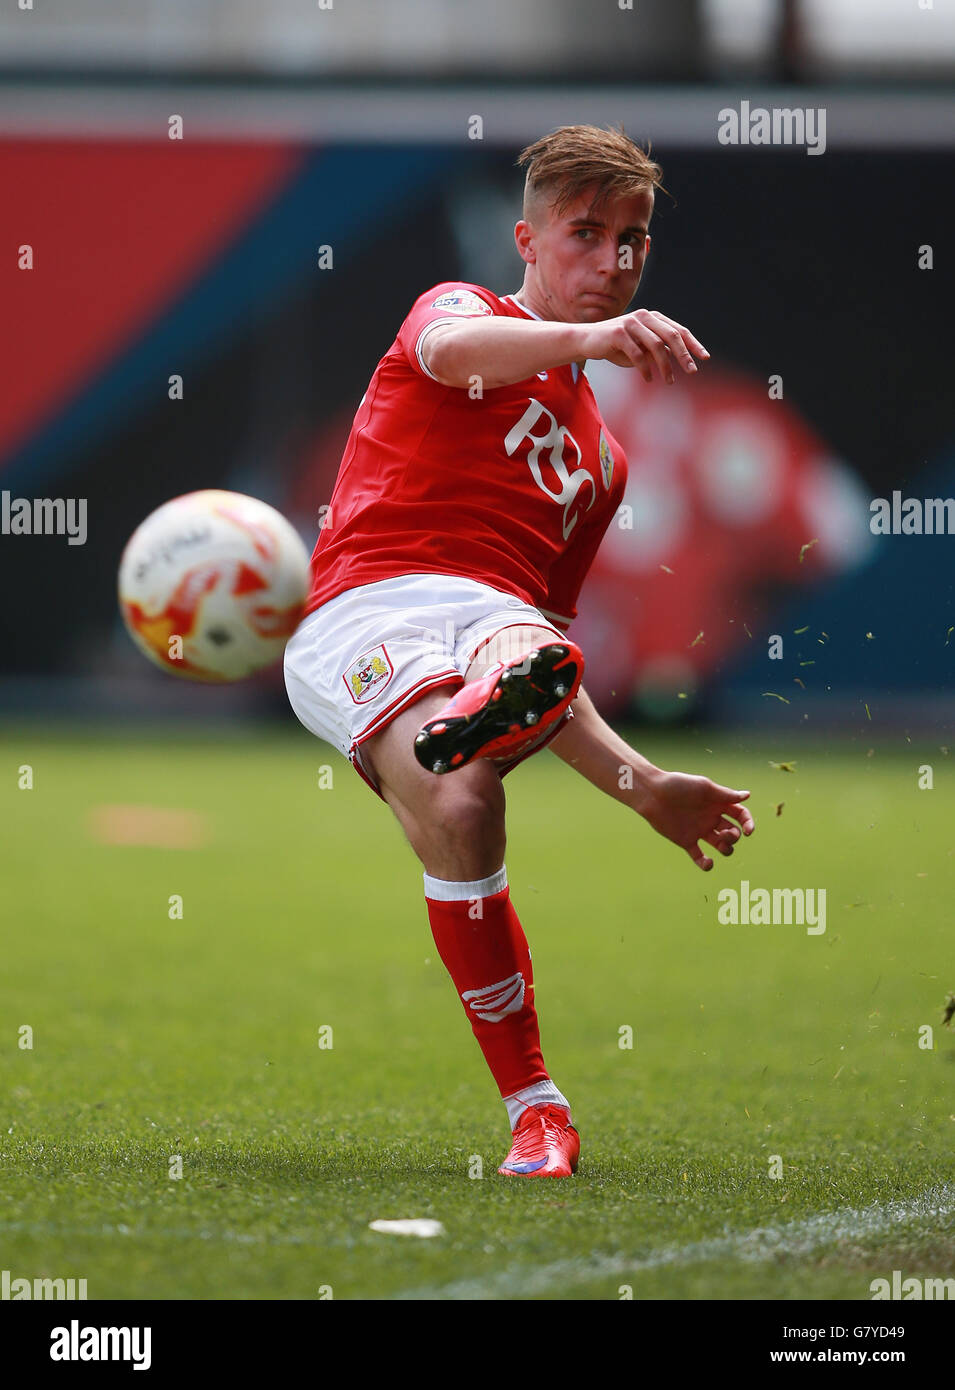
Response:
[504,1080,571,1130]
[423,866,507,901]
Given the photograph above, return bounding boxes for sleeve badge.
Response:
[430,290,493,316]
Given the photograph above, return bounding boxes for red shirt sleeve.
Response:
[396,282,497,381]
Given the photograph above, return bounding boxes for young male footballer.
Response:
[285,125,754,1179]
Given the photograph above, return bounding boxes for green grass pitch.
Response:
[1,723,953,1301]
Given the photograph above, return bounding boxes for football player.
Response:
[285,125,754,1178]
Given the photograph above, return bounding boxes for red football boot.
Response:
[414,640,584,775]
[497,1103,580,1178]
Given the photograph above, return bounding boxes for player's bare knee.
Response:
[435,776,505,846]
[421,777,506,879]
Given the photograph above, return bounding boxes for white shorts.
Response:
[283,572,569,800]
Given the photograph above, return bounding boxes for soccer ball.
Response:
[118,489,311,682]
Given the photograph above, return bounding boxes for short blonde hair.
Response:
[517,123,664,221]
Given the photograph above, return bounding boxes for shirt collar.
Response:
[503,295,581,383]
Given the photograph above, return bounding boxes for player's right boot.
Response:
[497,1102,580,1178]
[413,640,584,775]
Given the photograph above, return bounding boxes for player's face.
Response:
[515,186,653,323]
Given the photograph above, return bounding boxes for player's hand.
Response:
[580,309,709,384]
[636,771,754,872]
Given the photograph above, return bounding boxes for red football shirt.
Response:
[304,280,628,632]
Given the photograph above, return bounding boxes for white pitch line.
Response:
[392,1183,955,1300]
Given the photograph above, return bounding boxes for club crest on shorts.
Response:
[343,644,394,704]
[598,430,614,489]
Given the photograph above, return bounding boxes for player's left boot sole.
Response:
[413,642,581,775]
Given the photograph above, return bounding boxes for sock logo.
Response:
[462,972,525,1022]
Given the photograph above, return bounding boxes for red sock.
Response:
[424,868,549,1098]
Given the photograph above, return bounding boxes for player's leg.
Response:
[462,623,581,1174]
[360,687,506,880]
[287,577,580,1175]
[413,623,584,776]
[361,691,578,1177]
[359,617,579,870]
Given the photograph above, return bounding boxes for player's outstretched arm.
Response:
[423,310,709,391]
[549,685,754,872]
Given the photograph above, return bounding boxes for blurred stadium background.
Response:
[1,0,953,731]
